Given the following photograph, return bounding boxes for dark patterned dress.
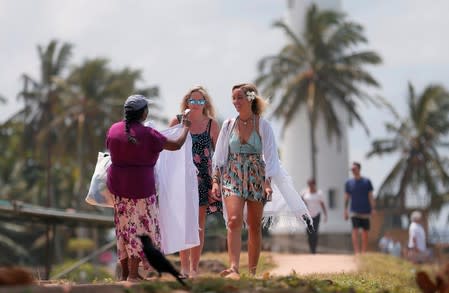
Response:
[178,116,222,214]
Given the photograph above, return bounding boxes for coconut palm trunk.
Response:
[309,117,318,180]
[74,112,85,209]
[307,83,317,180]
[397,161,413,210]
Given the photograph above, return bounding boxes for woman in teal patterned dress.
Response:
[169,85,221,278]
[211,83,273,279]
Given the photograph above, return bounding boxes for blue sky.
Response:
[1,0,449,192]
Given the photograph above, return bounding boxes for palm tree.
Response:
[10,40,73,207]
[367,83,449,211]
[0,119,39,203]
[256,5,381,179]
[42,58,164,208]
[5,40,72,279]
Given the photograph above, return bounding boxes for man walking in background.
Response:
[301,178,328,254]
[344,162,376,254]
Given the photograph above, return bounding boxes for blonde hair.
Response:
[180,85,216,118]
[232,83,267,115]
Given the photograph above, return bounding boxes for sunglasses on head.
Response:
[187,99,206,105]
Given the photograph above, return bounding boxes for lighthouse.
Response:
[273,0,349,235]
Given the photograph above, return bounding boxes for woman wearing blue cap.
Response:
[106,94,190,282]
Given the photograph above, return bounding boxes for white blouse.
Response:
[212,117,311,229]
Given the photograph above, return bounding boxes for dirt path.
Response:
[269,253,358,276]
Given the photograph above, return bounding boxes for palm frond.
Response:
[336,51,382,66]
[272,20,307,55]
[366,139,400,158]
[376,159,406,197]
[54,43,73,74]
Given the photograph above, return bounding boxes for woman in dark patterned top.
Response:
[169,85,221,278]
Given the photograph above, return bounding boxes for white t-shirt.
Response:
[301,189,325,217]
[408,222,426,252]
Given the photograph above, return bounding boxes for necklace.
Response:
[239,115,252,126]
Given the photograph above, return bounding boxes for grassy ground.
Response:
[121,253,437,292]
[49,252,440,292]
[301,253,423,293]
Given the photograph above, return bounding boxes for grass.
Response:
[297,253,440,293]
[45,252,441,292]
[145,253,433,292]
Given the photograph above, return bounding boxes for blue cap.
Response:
[124,95,151,111]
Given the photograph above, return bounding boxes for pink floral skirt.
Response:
[113,194,161,268]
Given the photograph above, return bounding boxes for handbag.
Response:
[85,152,114,208]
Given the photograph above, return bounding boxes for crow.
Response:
[138,235,187,287]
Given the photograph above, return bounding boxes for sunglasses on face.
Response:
[187,99,206,105]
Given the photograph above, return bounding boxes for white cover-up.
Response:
[156,125,200,254]
[212,117,311,229]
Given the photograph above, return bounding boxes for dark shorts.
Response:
[351,217,370,231]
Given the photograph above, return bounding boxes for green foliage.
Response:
[67,238,95,253]
[0,40,166,210]
[257,4,381,134]
[367,83,449,210]
[0,38,167,274]
[51,260,112,283]
[256,4,381,178]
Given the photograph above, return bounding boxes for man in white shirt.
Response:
[408,210,431,263]
[301,179,328,254]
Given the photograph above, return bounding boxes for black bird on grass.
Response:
[138,235,188,287]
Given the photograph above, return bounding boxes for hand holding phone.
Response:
[182,109,191,127]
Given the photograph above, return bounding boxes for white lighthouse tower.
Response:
[274,0,349,234]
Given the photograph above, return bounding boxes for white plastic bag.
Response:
[85,152,114,208]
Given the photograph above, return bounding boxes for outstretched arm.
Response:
[163,115,190,151]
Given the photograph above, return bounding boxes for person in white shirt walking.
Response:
[408,210,431,263]
[301,179,328,254]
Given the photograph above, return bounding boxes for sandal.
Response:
[219,267,239,278]
[225,271,240,280]
[219,268,234,277]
